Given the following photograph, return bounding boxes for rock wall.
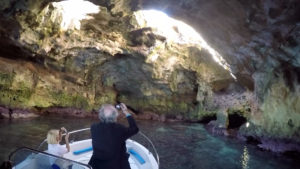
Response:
[138,0,300,144]
[0,0,231,116]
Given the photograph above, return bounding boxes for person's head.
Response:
[47,129,62,144]
[98,104,119,123]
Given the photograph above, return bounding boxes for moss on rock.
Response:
[0,72,34,108]
[49,90,89,109]
[0,72,15,87]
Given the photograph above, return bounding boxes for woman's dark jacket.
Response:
[88,116,139,169]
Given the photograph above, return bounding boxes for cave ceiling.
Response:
[0,0,299,117]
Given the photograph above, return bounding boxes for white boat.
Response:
[8,128,159,169]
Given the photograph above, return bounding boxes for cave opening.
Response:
[245,136,261,145]
[134,9,235,79]
[228,113,247,129]
[198,114,217,124]
[52,0,100,30]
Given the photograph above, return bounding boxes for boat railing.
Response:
[134,131,160,167]
[37,128,159,167]
[9,147,92,169]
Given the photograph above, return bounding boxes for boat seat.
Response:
[73,147,93,155]
[128,149,146,164]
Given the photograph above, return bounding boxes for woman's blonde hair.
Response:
[47,129,59,144]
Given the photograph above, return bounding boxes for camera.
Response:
[115,104,121,110]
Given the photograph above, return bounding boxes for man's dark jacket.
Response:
[88,116,139,169]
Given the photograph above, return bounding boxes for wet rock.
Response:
[0,106,38,119]
[137,112,152,120]
[159,114,166,122]
[205,120,229,136]
[41,107,89,118]
[175,115,183,120]
[136,111,160,121]
[257,138,300,153]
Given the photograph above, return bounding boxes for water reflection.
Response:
[241,146,250,169]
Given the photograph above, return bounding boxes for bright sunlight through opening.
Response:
[52,0,100,31]
[246,122,250,128]
[134,10,236,79]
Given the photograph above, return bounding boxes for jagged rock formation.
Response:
[0,0,299,148]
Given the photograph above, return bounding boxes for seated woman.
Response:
[47,127,70,168]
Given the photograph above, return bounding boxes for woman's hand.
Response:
[60,127,67,133]
[62,127,69,140]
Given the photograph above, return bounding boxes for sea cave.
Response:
[0,0,299,168]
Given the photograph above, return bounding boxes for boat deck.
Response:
[10,130,158,169]
[74,151,139,169]
[62,139,157,169]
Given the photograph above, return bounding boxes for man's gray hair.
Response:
[98,104,118,123]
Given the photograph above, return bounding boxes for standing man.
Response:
[89,103,139,169]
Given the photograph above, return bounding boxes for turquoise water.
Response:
[0,116,297,169]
